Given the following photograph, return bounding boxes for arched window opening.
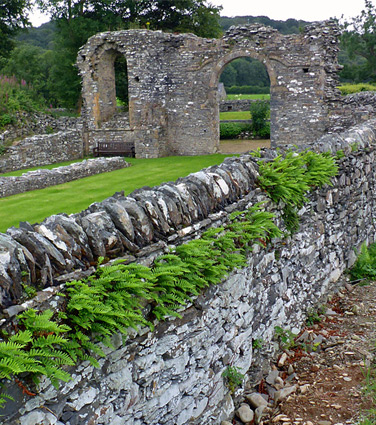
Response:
[218,57,271,154]
[114,55,129,115]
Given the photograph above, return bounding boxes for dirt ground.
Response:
[238,281,376,425]
[275,281,376,425]
[220,139,271,154]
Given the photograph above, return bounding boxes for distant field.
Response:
[220,111,251,120]
[226,94,270,100]
[0,154,233,232]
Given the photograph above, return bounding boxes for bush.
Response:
[350,242,376,281]
[257,121,270,139]
[226,85,270,94]
[250,100,270,138]
[220,122,251,139]
[338,83,376,95]
[0,75,46,129]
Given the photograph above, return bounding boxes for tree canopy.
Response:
[340,0,376,82]
[35,0,222,36]
[0,0,31,58]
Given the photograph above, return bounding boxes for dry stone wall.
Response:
[0,111,81,146]
[0,130,83,173]
[0,121,376,424]
[220,99,260,112]
[77,21,342,158]
[0,157,129,198]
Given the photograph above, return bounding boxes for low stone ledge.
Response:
[0,157,130,198]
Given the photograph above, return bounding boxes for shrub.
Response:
[250,100,270,138]
[350,242,376,281]
[0,75,45,129]
[220,122,251,139]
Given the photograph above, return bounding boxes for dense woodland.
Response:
[0,0,375,116]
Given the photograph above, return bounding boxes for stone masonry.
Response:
[0,131,83,174]
[77,21,342,158]
[0,120,376,424]
[0,157,129,198]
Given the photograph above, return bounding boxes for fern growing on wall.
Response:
[64,261,157,363]
[257,149,338,232]
[0,309,74,407]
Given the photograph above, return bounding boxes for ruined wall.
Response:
[77,21,342,158]
[1,121,376,425]
[220,99,260,112]
[0,130,83,174]
[0,112,81,147]
[0,157,128,198]
[328,91,376,133]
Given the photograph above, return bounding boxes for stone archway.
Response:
[77,21,342,158]
[210,50,275,145]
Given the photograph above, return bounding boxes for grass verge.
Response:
[0,154,232,232]
[220,111,252,120]
[226,94,270,100]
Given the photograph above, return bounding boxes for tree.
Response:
[0,0,31,59]
[220,58,270,88]
[341,0,376,82]
[0,44,55,102]
[220,65,237,87]
[34,0,222,108]
[36,0,222,36]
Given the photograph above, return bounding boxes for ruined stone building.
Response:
[77,21,343,158]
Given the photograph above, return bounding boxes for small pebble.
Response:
[273,414,290,423]
[278,352,288,367]
[299,384,310,394]
[237,404,254,423]
[331,404,342,410]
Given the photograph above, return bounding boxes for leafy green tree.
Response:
[341,0,376,82]
[220,57,270,88]
[1,44,55,102]
[220,64,237,87]
[0,0,31,59]
[36,0,222,36]
[16,21,56,49]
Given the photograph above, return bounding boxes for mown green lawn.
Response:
[226,94,270,100]
[0,154,233,232]
[220,111,251,120]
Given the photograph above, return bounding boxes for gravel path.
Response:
[220,139,271,154]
